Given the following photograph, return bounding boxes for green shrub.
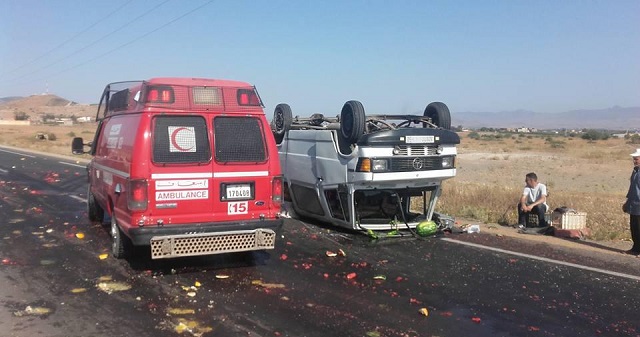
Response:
[468,131,480,140]
[581,129,610,141]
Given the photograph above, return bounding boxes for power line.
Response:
[3,0,173,84]
[3,0,172,83]
[32,0,215,83]
[0,0,133,78]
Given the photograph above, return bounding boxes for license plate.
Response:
[405,135,435,144]
[225,184,251,200]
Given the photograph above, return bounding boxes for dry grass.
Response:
[0,125,635,241]
[0,124,96,159]
[442,132,634,240]
[437,180,627,240]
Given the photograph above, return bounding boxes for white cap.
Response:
[631,148,640,157]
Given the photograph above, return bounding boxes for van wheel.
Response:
[87,186,104,224]
[273,103,292,144]
[110,215,130,259]
[423,102,451,130]
[340,100,365,145]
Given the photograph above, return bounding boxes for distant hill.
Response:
[0,96,22,104]
[451,106,640,130]
[0,94,77,109]
[0,95,93,121]
[2,95,638,130]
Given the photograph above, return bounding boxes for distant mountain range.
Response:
[1,95,638,130]
[452,106,640,130]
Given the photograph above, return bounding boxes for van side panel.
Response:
[91,114,143,223]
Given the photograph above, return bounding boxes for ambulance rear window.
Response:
[152,116,211,164]
[214,117,266,162]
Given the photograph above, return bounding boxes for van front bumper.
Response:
[127,219,283,259]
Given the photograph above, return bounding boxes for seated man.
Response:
[518,172,548,227]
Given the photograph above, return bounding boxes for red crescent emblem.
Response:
[170,127,195,152]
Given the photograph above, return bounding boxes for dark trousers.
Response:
[631,214,640,252]
[518,203,547,227]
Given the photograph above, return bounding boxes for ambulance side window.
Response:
[91,120,105,156]
[152,116,211,164]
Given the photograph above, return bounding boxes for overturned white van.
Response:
[272,100,459,232]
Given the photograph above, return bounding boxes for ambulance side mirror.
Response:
[71,137,88,155]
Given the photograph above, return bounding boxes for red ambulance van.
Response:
[72,78,283,259]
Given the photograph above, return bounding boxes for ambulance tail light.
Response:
[237,88,261,106]
[272,176,283,206]
[127,179,148,211]
[146,86,175,103]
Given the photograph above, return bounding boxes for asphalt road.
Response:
[1,146,639,337]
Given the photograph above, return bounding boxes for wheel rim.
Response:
[275,112,284,130]
[343,117,353,134]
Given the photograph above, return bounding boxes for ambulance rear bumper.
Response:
[128,219,283,259]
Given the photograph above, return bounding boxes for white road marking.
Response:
[69,195,86,203]
[59,161,86,169]
[442,238,640,282]
[0,168,8,174]
[0,148,35,158]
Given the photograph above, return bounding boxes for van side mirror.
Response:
[71,137,87,155]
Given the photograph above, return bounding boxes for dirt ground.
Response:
[465,220,634,255]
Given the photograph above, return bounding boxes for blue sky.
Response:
[1,0,638,117]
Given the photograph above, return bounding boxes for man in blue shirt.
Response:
[623,149,640,256]
[518,172,548,228]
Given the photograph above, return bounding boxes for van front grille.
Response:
[150,229,276,259]
[395,145,438,156]
[389,157,443,171]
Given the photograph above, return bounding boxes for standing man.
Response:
[623,149,640,256]
[518,172,548,228]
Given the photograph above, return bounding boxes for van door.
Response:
[149,115,215,222]
[211,115,275,222]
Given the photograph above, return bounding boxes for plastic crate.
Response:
[552,211,587,230]
[526,213,552,227]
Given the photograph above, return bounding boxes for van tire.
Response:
[110,215,130,259]
[87,187,104,224]
[273,103,293,144]
[423,102,451,130]
[340,100,365,145]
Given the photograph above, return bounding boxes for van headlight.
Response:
[371,159,388,172]
[357,158,389,172]
[441,156,454,168]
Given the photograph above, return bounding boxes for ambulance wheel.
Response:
[423,102,451,130]
[273,103,292,144]
[87,187,104,224]
[110,215,130,259]
[340,100,365,145]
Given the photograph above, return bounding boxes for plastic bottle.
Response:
[467,224,480,233]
